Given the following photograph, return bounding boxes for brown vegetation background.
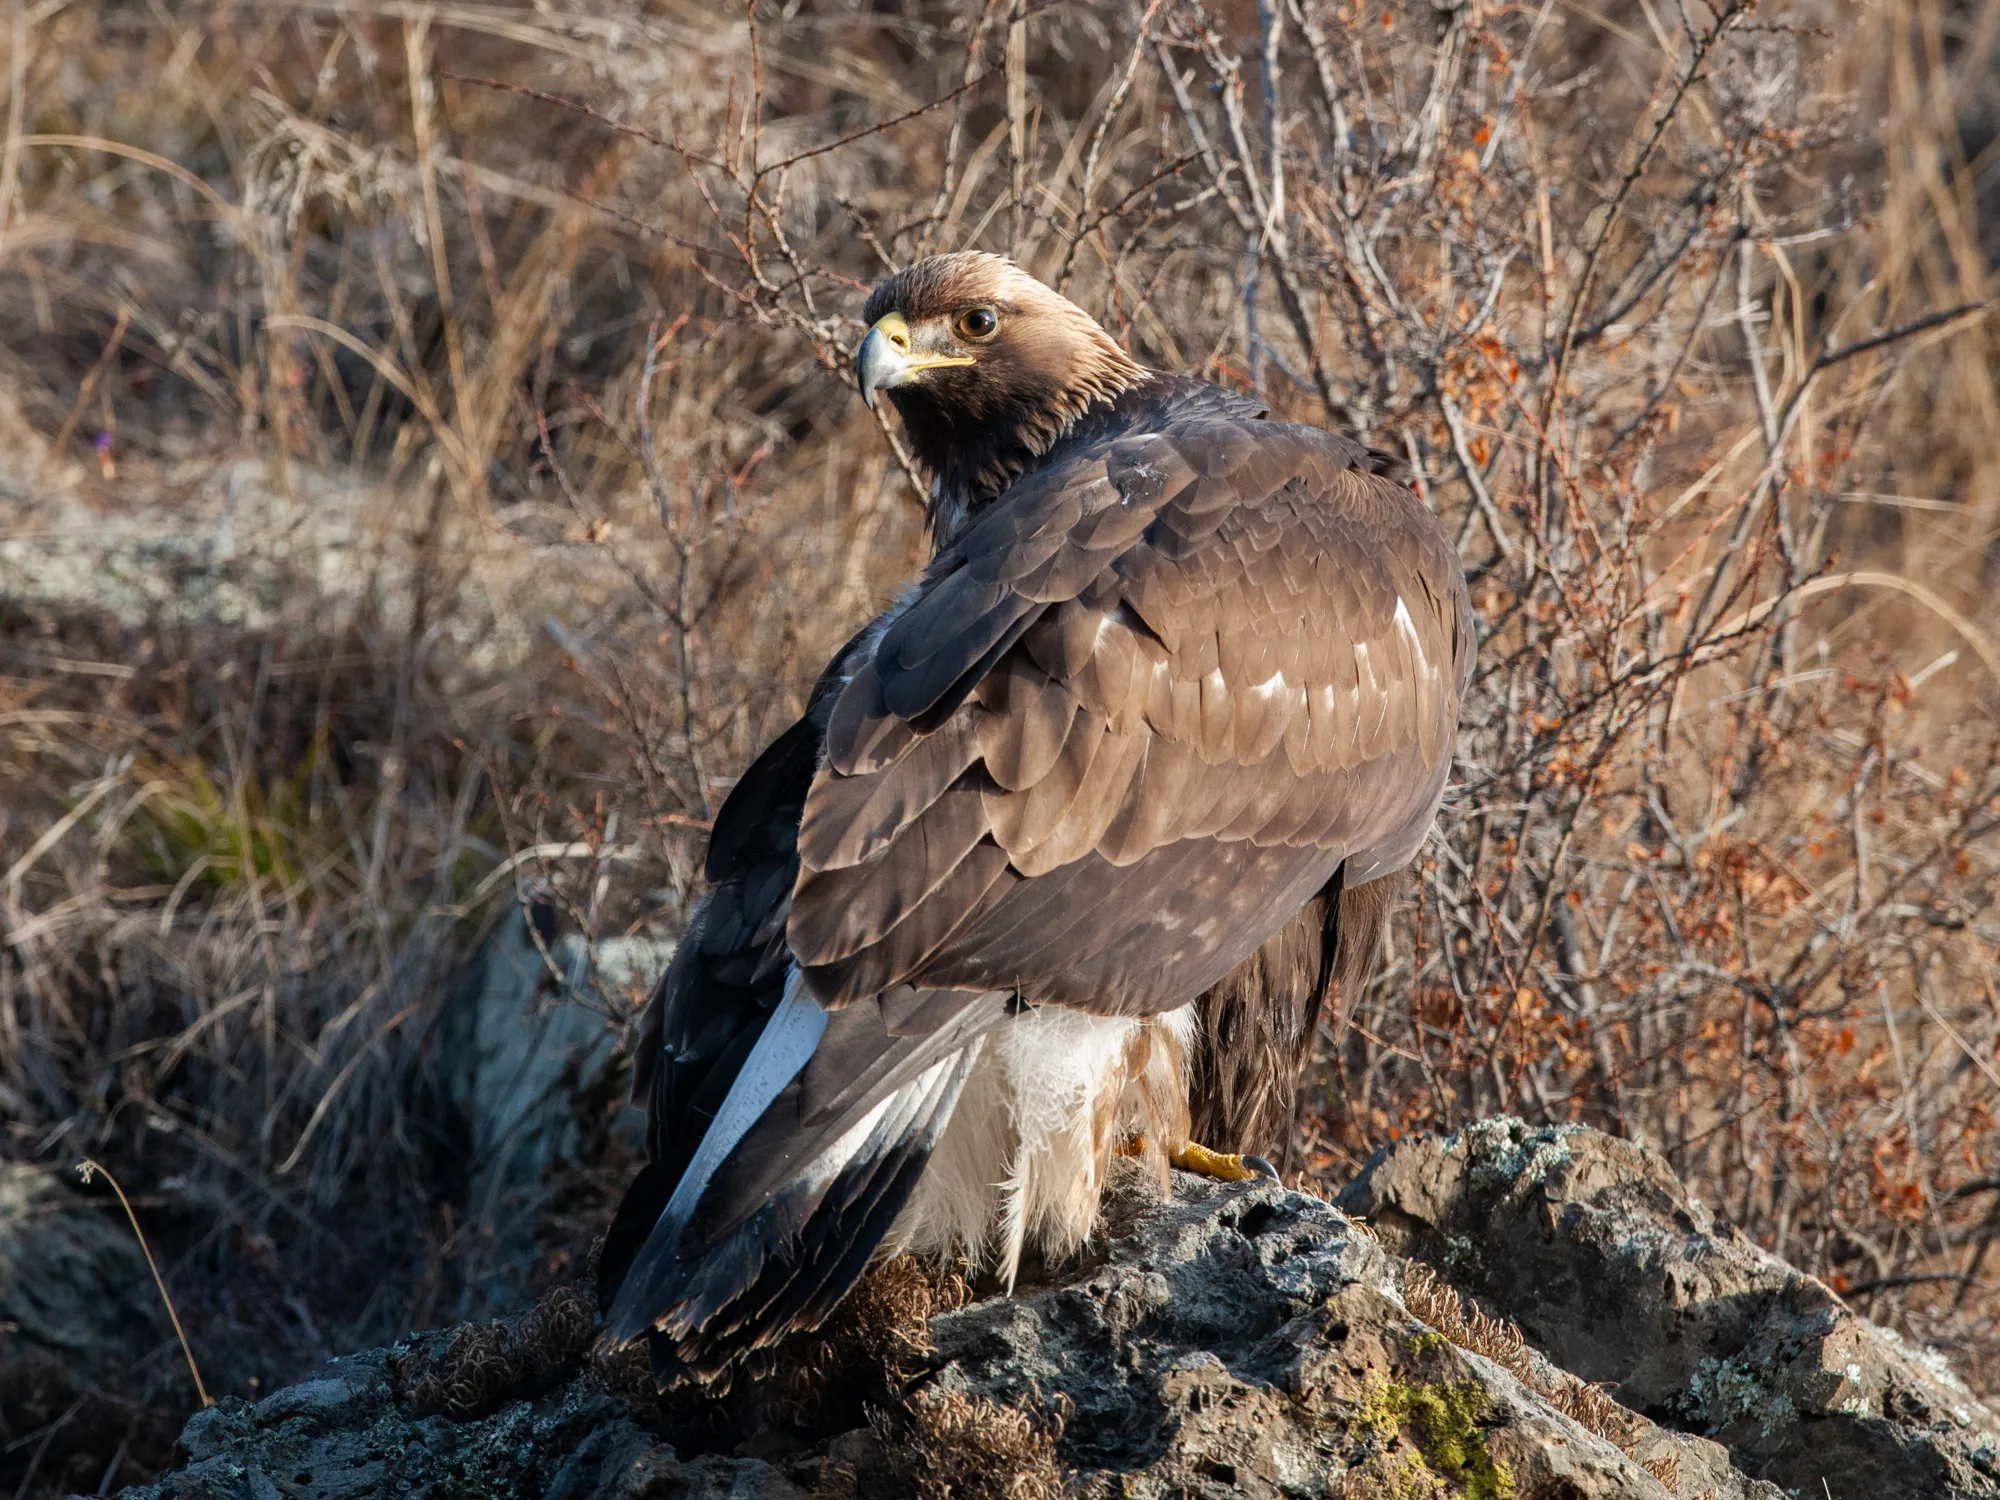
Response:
[3,0,1999,1492]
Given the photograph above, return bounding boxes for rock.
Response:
[126,1346,800,1500]
[116,1125,1998,1499]
[1339,1117,2000,1498]
[434,906,669,1316]
[2,1162,178,1498]
[0,1160,167,1370]
[920,1174,1706,1499]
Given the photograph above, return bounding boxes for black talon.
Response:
[1243,1154,1279,1181]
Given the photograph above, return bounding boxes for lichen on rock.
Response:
[1680,1354,1799,1437]
[1353,1375,1516,1499]
[1341,1119,2000,1499]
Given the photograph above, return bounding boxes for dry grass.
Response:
[399,1281,599,1421]
[764,1253,975,1432]
[875,1385,1074,1500]
[1,0,1998,1493]
[1403,1262,1646,1457]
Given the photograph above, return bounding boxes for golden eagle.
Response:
[598,253,1474,1380]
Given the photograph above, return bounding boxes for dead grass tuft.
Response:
[765,1254,975,1432]
[402,1282,599,1421]
[877,1384,1074,1500]
[1642,1450,1682,1489]
[1403,1263,1530,1382]
[579,1254,975,1450]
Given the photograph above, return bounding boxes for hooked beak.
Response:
[856,310,975,409]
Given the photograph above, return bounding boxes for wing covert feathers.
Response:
[794,379,1472,1016]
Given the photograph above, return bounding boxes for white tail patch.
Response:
[608,969,828,1336]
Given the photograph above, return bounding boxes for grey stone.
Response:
[1340,1117,2000,1498]
[673,1456,806,1500]
[434,910,667,1317]
[123,1348,684,1500]
[0,1160,167,1369]
[247,1379,371,1427]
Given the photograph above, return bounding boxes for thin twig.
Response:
[76,1159,211,1408]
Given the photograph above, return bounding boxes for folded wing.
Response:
[791,403,1472,1019]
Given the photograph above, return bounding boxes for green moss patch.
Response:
[1356,1377,1516,1499]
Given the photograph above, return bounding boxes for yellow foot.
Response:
[1168,1140,1280,1183]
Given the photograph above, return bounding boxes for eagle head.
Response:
[857,253,1148,537]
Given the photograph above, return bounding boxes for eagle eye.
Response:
[956,307,999,341]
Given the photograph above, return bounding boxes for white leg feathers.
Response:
[900,1002,1195,1285]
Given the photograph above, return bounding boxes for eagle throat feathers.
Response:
[923,335,1149,546]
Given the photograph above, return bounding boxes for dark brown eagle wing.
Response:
[789,406,1473,1018]
[599,630,1008,1373]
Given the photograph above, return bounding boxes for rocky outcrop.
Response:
[1340,1118,2000,1498]
[115,1125,2000,1499]
[901,1176,1757,1500]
